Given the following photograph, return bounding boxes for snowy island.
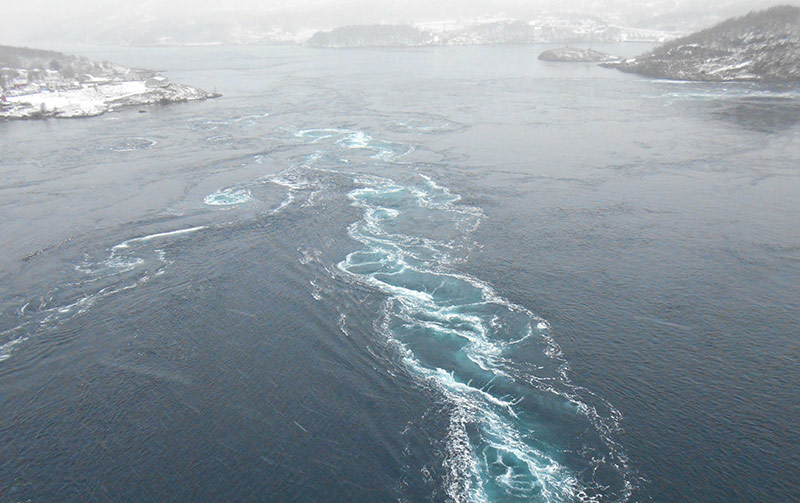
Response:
[0,45,219,120]
[538,47,619,62]
[604,5,800,82]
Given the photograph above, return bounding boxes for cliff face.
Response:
[608,5,800,82]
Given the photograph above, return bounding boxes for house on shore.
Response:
[145,75,169,88]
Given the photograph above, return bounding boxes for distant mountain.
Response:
[1,45,217,120]
[607,5,800,81]
[441,20,541,45]
[308,25,435,48]
[2,0,783,47]
[520,16,677,44]
[307,17,678,48]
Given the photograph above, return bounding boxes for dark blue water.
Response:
[1,45,798,502]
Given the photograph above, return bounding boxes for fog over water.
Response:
[3,0,800,45]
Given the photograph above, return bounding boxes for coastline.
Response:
[1,81,219,120]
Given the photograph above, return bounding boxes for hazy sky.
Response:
[2,0,797,45]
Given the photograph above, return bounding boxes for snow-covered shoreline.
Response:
[605,6,800,82]
[1,44,219,120]
[1,80,218,120]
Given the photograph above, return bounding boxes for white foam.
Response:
[337,311,350,337]
[332,169,632,501]
[234,113,269,122]
[295,128,352,143]
[106,256,145,272]
[339,130,372,149]
[204,188,252,206]
[112,226,206,250]
[0,336,29,362]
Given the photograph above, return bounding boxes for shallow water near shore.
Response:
[1,44,798,502]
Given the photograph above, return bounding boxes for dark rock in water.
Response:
[605,5,800,82]
[138,110,147,113]
[538,47,619,62]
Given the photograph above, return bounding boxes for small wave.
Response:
[387,116,465,134]
[0,335,28,362]
[75,256,145,275]
[294,127,412,162]
[265,166,326,213]
[204,188,253,206]
[295,127,352,143]
[110,137,157,152]
[234,112,270,123]
[339,130,372,149]
[206,134,232,143]
[185,118,229,131]
[338,131,412,160]
[2,225,206,363]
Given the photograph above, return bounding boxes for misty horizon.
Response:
[3,0,799,47]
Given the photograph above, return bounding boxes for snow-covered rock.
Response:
[605,5,800,82]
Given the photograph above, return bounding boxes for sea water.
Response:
[1,44,798,502]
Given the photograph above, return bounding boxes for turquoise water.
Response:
[1,45,798,502]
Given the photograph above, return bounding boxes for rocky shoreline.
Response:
[538,47,619,63]
[2,82,219,120]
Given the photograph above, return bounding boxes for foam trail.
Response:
[2,225,207,363]
[335,172,632,502]
[0,336,28,362]
[295,128,352,143]
[113,226,206,250]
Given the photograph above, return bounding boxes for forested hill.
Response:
[608,5,800,82]
[0,45,150,88]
